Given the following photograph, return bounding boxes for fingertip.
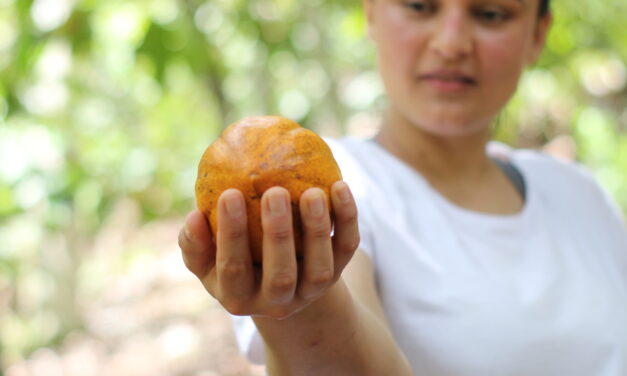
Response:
[300,187,327,219]
[219,189,246,220]
[220,188,244,200]
[263,186,290,199]
[332,180,353,205]
[262,187,291,218]
[186,208,204,225]
[185,209,213,243]
[301,186,325,200]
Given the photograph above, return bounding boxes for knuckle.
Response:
[266,306,293,320]
[340,207,358,223]
[182,255,198,276]
[221,222,247,240]
[267,226,293,241]
[306,269,334,288]
[222,299,249,316]
[337,233,360,252]
[347,234,361,251]
[305,222,331,239]
[268,273,296,295]
[219,259,249,279]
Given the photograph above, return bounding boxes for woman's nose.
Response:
[429,9,473,61]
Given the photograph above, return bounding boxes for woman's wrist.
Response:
[251,278,412,376]
[251,279,360,368]
[252,277,354,335]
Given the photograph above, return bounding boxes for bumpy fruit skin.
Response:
[195,116,343,263]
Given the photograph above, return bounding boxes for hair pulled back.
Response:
[539,0,550,17]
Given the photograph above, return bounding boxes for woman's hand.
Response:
[178,181,360,320]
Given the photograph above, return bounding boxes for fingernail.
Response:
[337,183,351,203]
[268,191,287,215]
[225,193,243,218]
[308,194,324,217]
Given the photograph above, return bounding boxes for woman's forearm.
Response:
[253,279,412,376]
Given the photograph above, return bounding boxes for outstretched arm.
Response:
[179,181,412,375]
[256,250,412,376]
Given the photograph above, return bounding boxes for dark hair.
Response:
[539,0,550,17]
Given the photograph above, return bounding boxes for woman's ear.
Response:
[526,12,553,66]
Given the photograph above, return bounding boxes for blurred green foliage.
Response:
[0,0,626,369]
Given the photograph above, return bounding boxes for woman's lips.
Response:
[420,75,477,93]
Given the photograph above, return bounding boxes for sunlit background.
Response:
[1,0,626,375]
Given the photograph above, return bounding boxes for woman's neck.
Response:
[374,109,494,185]
[374,109,524,215]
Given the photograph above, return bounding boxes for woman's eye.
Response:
[405,1,433,13]
[477,9,509,22]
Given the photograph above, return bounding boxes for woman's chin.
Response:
[413,118,490,139]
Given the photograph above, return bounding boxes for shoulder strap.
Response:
[491,157,527,201]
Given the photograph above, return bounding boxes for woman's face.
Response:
[365,0,551,137]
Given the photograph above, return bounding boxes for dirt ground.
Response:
[3,210,266,376]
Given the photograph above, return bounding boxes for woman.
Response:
[179,0,627,374]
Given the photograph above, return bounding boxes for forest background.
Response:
[1,0,626,375]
